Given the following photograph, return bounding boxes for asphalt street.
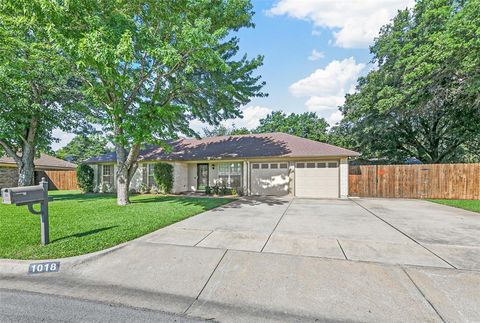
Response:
[0,289,206,323]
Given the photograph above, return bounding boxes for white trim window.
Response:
[218,162,242,188]
[147,164,155,186]
[102,165,114,185]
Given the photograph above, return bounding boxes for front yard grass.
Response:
[0,191,234,260]
[427,199,480,214]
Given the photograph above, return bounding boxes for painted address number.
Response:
[28,262,60,274]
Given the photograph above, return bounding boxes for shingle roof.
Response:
[86,133,359,163]
[0,153,77,170]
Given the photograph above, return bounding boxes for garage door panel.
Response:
[295,162,339,198]
[251,162,289,196]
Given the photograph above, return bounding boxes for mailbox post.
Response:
[2,178,50,245]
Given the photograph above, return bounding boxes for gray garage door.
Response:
[295,161,339,198]
[250,162,289,196]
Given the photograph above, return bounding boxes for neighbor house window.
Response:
[328,162,338,168]
[307,162,315,168]
[279,163,288,169]
[252,163,260,169]
[270,163,278,169]
[148,164,155,186]
[296,163,305,168]
[218,162,242,188]
[261,163,269,169]
[317,162,326,168]
[102,165,113,185]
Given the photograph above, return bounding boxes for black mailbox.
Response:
[1,178,50,245]
[2,186,45,206]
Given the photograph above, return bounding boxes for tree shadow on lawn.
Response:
[49,192,236,209]
[52,226,118,243]
[50,192,116,202]
[131,195,236,208]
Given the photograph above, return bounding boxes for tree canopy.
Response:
[56,134,111,163]
[255,111,330,142]
[0,1,89,185]
[51,0,265,204]
[338,0,480,164]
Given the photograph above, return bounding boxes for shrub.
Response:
[205,186,212,195]
[76,164,94,192]
[101,182,114,193]
[212,184,220,195]
[138,183,150,194]
[153,163,174,194]
[220,185,229,196]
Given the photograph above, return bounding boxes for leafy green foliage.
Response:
[230,127,251,135]
[50,0,266,204]
[153,163,174,194]
[338,0,480,163]
[203,125,233,137]
[255,111,330,142]
[56,134,110,163]
[202,124,251,137]
[76,164,94,193]
[0,1,90,185]
[0,191,234,259]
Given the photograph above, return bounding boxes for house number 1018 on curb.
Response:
[28,262,60,274]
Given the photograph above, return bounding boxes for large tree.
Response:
[338,0,480,163]
[56,134,111,163]
[255,111,329,142]
[0,1,87,185]
[54,0,265,205]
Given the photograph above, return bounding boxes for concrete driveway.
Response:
[3,197,480,322]
[143,197,480,270]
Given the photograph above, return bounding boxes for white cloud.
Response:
[308,49,325,61]
[327,110,344,126]
[268,0,414,48]
[304,96,345,111]
[289,57,365,124]
[226,105,273,129]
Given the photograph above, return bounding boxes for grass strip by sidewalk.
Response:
[427,199,480,214]
[0,190,234,260]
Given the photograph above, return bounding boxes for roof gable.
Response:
[0,153,77,169]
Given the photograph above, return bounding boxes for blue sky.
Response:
[53,0,413,150]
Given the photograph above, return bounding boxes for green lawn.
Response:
[0,191,234,260]
[427,199,480,214]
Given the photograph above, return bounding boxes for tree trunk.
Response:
[115,143,141,206]
[17,142,35,186]
[116,166,130,206]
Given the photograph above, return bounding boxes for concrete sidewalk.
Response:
[2,240,479,322]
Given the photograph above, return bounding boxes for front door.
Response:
[197,164,209,191]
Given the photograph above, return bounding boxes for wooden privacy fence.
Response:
[349,163,480,200]
[35,170,78,190]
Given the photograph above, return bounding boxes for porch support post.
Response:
[244,160,250,196]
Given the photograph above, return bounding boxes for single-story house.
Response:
[0,153,77,189]
[85,132,360,198]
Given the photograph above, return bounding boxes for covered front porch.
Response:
[186,161,247,195]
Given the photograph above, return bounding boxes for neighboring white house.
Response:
[84,132,360,198]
